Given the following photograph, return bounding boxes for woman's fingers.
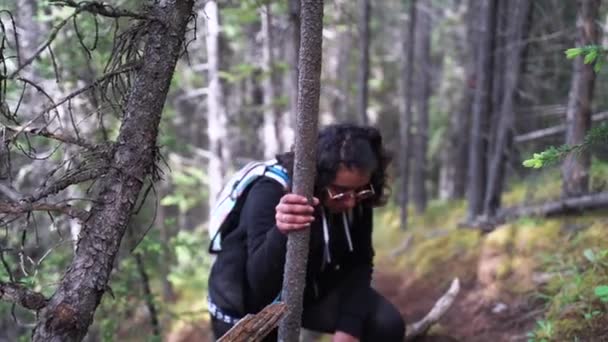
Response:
[275,194,319,234]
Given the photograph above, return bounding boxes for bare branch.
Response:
[8,10,81,79]
[0,201,89,222]
[50,0,149,20]
[8,64,140,141]
[4,125,96,150]
[0,281,48,311]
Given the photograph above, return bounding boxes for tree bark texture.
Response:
[278,1,323,341]
[483,0,531,217]
[205,0,231,209]
[357,0,371,125]
[399,0,417,229]
[467,0,497,221]
[287,0,301,147]
[412,2,431,214]
[561,0,601,198]
[31,1,195,341]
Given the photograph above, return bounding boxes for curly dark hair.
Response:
[277,123,392,206]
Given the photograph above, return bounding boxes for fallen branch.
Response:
[515,111,608,143]
[389,234,413,259]
[218,302,287,342]
[0,281,48,311]
[405,278,460,340]
[498,192,608,221]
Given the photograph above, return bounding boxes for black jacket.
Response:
[208,177,375,338]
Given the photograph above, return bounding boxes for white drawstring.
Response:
[342,212,353,252]
[321,207,331,264]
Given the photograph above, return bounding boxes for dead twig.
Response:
[218,303,287,342]
[0,201,88,222]
[405,278,461,340]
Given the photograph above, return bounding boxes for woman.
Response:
[208,124,405,341]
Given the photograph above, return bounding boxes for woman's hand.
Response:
[275,194,319,234]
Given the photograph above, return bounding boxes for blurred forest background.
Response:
[1,0,608,341]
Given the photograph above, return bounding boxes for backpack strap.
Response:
[208,160,290,253]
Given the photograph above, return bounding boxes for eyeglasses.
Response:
[326,184,375,201]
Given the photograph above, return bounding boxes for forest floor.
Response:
[374,260,538,342]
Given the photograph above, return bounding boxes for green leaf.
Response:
[594,285,608,298]
[565,48,583,59]
[584,50,598,64]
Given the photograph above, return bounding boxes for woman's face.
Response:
[322,164,372,213]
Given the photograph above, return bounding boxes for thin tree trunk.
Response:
[261,4,282,159]
[278,1,323,340]
[357,0,371,125]
[483,0,531,217]
[205,0,231,210]
[467,0,497,221]
[286,0,301,148]
[412,2,431,214]
[31,2,194,340]
[399,0,417,229]
[561,0,601,198]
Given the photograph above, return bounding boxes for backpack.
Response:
[208,159,290,253]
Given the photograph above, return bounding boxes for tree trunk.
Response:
[483,0,531,217]
[286,0,301,148]
[261,4,282,159]
[467,0,497,221]
[205,0,231,210]
[399,0,417,229]
[278,1,323,340]
[357,0,371,125]
[412,2,431,214]
[31,2,194,340]
[561,0,601,198]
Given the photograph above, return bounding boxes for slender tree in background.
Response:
[28,1,195,340]
[412,2,431,214]
[467,0,496,221]
[483,0,531,217]
[205,0,231,210]
[278,0,324,340]
[357,0,371,124]
[399,0,417,229]
[561,0,601,198]
[261,3,282,159]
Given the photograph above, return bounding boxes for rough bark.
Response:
[467,0,497,221]
[399,0,417,229]
[287,0,301,147]
[219,303,287,342]
[412,2,431,214]
[31,1,194,341]
[278,1,323,340]
[261,4,282,159]
[483,0,531,217]
[205,0,231,209]
[357,0,371,125]
[561,0,601,198]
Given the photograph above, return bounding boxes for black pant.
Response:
[211,287,405,341]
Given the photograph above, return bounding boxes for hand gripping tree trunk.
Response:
[278,1,324,341]
[31,1,195,341]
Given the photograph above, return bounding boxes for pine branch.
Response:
[49,0,148,20]
[0,281,48,311]
[0,201,89,221]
